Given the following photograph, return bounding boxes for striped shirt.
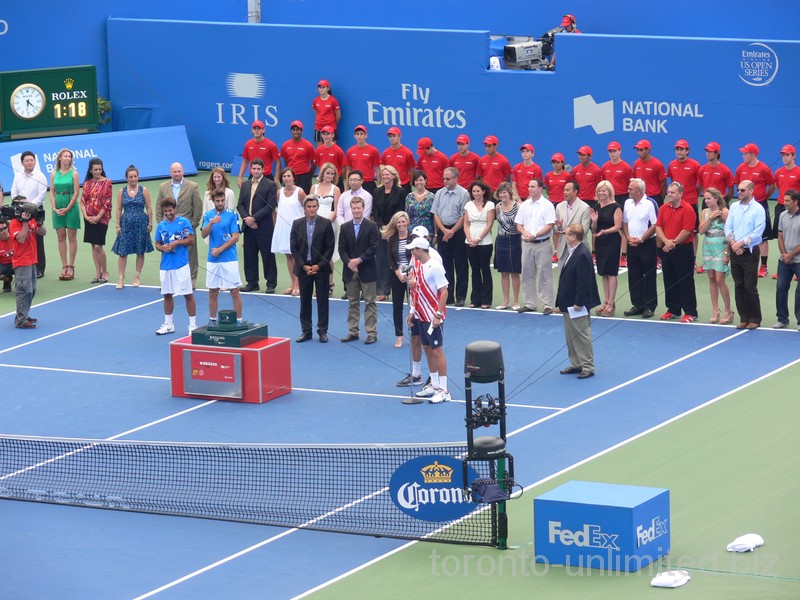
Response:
[410,257,448,322]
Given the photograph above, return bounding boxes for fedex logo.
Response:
[548,521,620,550]
[636,516,669,547]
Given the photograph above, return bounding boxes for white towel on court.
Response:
[650,570,691,588]
[726,533,765,552]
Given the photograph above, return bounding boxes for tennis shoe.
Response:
[415,384,437,398]
[155,322,175,335]
[680,314,697,323]
[396,373,423,387]
[428,389,451,404]
[659,311,676,320]
[758,265,768,278]
[188,323,197,334]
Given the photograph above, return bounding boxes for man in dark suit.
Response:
[237,158,278,293]
[555,223,601,379]
[338,196,380,344]
[290,195,335,342]
[157,162,203,288]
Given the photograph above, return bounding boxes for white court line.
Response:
[0,298,163,356]
[0,363,170,381]
[291,355,800,600]
[135,328,752,598]
[0,283,107,320]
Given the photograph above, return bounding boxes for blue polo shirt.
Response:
[155,216,193,270]
[202,208,239,263]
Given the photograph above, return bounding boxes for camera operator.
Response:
[8,195,47,329]
[548,14,581,69]
[0,218,13,293]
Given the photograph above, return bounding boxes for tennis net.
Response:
[0,435,498,546]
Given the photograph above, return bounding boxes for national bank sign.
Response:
[573,94,705,135]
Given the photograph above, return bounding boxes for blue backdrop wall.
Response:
[107,18,800,176]
[262,0,800,40]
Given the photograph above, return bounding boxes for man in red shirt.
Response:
[632,139,667,206]
[656,182,698,322]
[572,145,602,208]
[668,139,703,267]
[449,134,480,190]
[8,198,46,328]
[735,142,776,277]
[416,137,449,193]
[769,144,799,279]
[280,120,316,194]
[314,125,346,185]
[381,126,416,194]
[345,125,381,194]
[512,143,542,200]
[477,135,512,192]
[602,141,634,204]
[699,142,735,200]
[237,120,280,187]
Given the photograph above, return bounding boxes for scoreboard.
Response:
[0,66,99,139]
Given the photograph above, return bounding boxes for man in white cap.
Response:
[405,236,450,404]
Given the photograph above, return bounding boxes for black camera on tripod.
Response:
[1,199,45,223]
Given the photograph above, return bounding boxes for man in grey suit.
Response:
[556,224,601,379]
[553,181,591,270]
[157,162,203,288]
[338,196,380,344]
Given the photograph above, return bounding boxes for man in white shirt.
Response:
[515,179,556,313]
[11,151,48,278]
[622,178,659,318]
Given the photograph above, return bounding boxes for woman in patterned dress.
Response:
[112,165,154,288]
[80,157,113,283]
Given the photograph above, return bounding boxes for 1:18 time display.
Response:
[54,101,88,119]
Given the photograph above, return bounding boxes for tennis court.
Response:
[1,283,799,599]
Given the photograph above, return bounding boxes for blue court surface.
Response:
[0,285,797,599]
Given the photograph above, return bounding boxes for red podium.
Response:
[169,336,292,403]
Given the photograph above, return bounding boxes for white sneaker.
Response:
[415,384,437,398]
[155,322,175,335]
[428,389,451,404]
[188,323,198,334]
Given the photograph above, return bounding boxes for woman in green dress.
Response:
[49,148,81,280]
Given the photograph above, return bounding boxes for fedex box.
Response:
[534,481,670,572]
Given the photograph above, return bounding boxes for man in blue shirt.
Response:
[724,180,766,329]
[154,198,197,335]
[201,188,242,325]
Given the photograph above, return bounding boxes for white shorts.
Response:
[160,264,193,296]
[206,261,242,290]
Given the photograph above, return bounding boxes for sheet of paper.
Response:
[567,305,588,318]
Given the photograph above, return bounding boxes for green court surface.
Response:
[305,365,800,599]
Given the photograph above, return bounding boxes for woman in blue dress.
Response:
[112,165,154,288]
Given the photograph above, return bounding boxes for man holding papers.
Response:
[555,224,601,379]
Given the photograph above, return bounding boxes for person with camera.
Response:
[7,196,46,329]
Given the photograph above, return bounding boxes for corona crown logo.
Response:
[420,461,453,484]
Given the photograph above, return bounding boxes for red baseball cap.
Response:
[417,137,433,155]
[551,152,565,162]
[561,14,575,27]
[607,141,621,151]
[320,125,335,134]
[739,142,760,154]
[387,126,401,136]
[705,141,721,152]
[290,120,304,129]
[317,79,330,87]
[675,139,690,149]
[520,143,534,152]
[576,145,593,156]
[780,144,796,155]
[251,120,265,129]
[483,135,499,145]
[354,124,367,133]
[456,134,470,144]
[633,139,651,150]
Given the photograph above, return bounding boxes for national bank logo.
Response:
[573,94,614,135]
[390,455,478,522]
[216,72,277,127]
[738,42,779,87]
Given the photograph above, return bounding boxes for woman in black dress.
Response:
[589,180,622,316]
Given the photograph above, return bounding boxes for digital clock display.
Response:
[1,66,99,138]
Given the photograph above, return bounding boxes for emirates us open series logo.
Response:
[738,42,779,87]
[390,455,478,522]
